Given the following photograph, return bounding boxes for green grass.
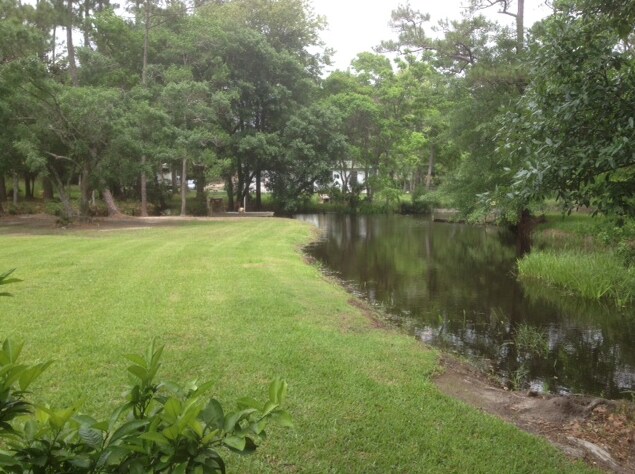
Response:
[518,249,635,306]
[520,213,635,306]
[0,219,592,472]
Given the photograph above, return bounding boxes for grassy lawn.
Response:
[0,218,591,472]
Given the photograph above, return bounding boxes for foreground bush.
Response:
[0,339,291,473]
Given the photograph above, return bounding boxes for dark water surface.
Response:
[296,213,635,399]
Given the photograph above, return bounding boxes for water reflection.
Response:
[297,214,635,399]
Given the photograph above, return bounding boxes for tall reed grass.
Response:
[517,250,635,306]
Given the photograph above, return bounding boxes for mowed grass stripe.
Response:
[0,219,593,473]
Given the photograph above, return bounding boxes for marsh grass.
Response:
[514,324,549,359]
[0,219,591,472]
[518,250,635,306]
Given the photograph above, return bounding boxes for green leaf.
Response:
[223,435,246,451]
[2,339,23,364]
[19,361,53,391]
[123,354,147,368]
[109,419,148,444]
[127,365,148,381]
[268,378,287,404]
[271,410,294,428]
[163,397,182,421]
[237,397,263,411]
[79,427,103,448]
[200,399,224,429]
[139,431,169,446]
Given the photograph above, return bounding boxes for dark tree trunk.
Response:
[79,168,91,217]
[23,173,34,199]
[42,176,54,200]
[180,158,187,216]
[12,173,19,205]
[255,168,262,210]
[140,155,148,217]
[516,208,532,256]
[225,175,234,211]
[0,173,6,202]
[194,164,207,216]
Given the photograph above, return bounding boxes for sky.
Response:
[310,0,552,72]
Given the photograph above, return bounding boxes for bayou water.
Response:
[297,213,635,399]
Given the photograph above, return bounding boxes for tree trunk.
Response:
[0,173,6,202]
[102,188,123,216]
[82,0,90,47]
[516,0,525,54]
[42,176,54,200]
[67,0,79,87]
[425,144,436,191]
[225,175,234,211]
[180,157,187,216]
[516,208,532,256]
[12,173,19,205]
[139,2,150,217]
[140,155,148,216]
[142,1,150,86]
[47,165,75,221]
[194,164,207,216]
[79,163,92,218]
[255,168,262,210]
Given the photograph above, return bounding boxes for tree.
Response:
[268,102,347,212]
[501,0,635,216]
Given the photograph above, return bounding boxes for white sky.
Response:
[310,0,552,72]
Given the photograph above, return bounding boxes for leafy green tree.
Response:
[501,0,635,217]
[269,102,347,212]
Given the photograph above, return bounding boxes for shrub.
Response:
[0,338,291,473]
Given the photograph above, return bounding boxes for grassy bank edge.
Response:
[518,214,635,306]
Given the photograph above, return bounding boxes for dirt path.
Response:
[3,213,634,472]
[435,355,635,473]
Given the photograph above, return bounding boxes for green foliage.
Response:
[0,339,291,473]
[501,0,635,217]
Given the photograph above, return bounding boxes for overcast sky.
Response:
[311,0,552,72]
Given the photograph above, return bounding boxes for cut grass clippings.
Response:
[0,218,592,473]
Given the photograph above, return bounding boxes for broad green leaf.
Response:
[109,419,148,443]
[271,410,294,428]
[127,365,148,381]
[223,435,246,451]
[79,427,103,448]
[200,399,224,428]
[237,397,263,411]
[123,354,147,368]
[19,361,53,391]
[139,431,169,446]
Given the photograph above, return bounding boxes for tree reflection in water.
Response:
[297,214,635,399]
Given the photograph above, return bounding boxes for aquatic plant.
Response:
[517,250,635,306]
